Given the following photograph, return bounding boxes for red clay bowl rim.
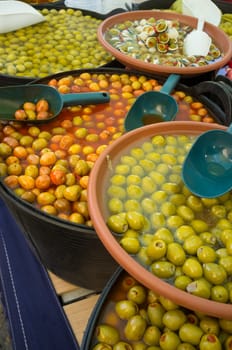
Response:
[97,10,232,76]
[88,121,232,320]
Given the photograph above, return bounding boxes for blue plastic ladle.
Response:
[0,84,110,123]
[182,124,232,198]
[124,74,180,132]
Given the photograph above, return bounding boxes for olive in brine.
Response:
[124,315,147,341]
[151,261,175,279]
[96,324,120,346]
[127,285,147,304]
[179,323,203,346]
[162,309,187,331]
[203,263,227,285]
[115,300,138,320]
[107,214,128,234]
[159,331,181,350]
[143,325,161,346]
[147,302,165,328]
[113,341,133,350]
[199,316,220,336]
[199,334,222,350]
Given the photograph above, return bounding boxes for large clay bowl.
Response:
[97,10,232,76]
[88,121,232,320]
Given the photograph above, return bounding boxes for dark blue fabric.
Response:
[0,198,79,350]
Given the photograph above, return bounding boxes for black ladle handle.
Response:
[190,81,232,126]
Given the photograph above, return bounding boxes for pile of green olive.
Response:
[0,8,113,78]
[93,272,232,349]
[106,134,232,303]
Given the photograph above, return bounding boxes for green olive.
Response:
[153,228,174,244]
[143,325,161,346]
[179,323,203,345]
[96,324,120,345]
[115,300,138,320]
[219,319,232,334]
[0,142,12,158]
[158,297,177,313]
[126,185,144,200]
[186,195,203,212]
[186,278,211,299]
[174,275,192,291]
[203,263,227,285]
[141,198,157,214]
[146,239,167,261]
[160,202,176,217]
[200,232,217,247]
[132,343,147,350]
[197,246,217,263]
[219,256,232,274]
[126,174,141,185]
[107,214,128,234]
[126,211,145,231]
[211,285,229,303]
[190,219,209,233]
[147,302,165,328]
[159,331,181,350]
[108,198,124,214]
[182,258,203,279]
[124,199,141,212]
[199,334,222,350]
[127,285,147,304]
[211,205,227,218]
[120,237,141,254]
[224,335,232,349]
[199,316,220,335]
[166,242,186,266]
[139,159,155,172]
[176,205,195,221]
[174,225,195,243]
[183,235,203,255]
[124,315,147,341]
[113,342,132,350]
[162,309,187,331]
[220,229,232,245]
[151,261,175,279]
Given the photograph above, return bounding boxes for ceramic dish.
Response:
[97,10,232,76]
[88,121,232,319]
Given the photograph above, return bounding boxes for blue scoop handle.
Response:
[161,74,181,95]
[61,91,110,106]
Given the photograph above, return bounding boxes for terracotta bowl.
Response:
[88,121,232,320]
[97,10,232,76]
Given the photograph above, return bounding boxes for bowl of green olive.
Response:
[88,121,232,319]
[0,6,114,85]
[97,10,232,76]
[82,267,232,349]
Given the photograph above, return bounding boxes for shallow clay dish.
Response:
[88,121,232,320]
[97,10,232,76]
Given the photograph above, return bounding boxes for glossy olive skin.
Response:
[115,300,139,320]
[179,323,203,345]
[96,324,120,345]
[124,315,147,341]
[199,334,222,350]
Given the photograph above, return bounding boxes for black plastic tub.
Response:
[0,183,119,291]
